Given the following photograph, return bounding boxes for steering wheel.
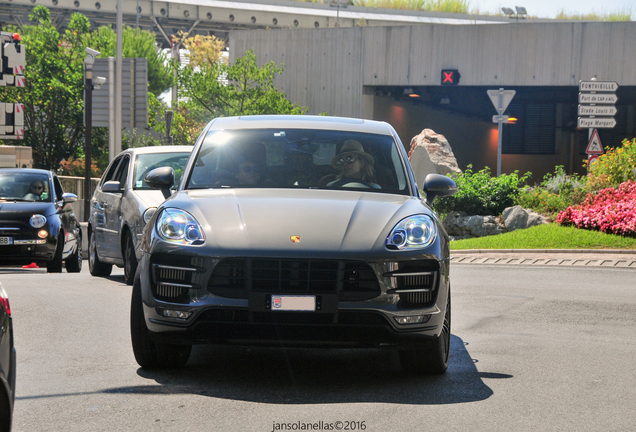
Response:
[328,177,375,189]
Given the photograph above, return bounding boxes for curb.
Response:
[451,249,636,255]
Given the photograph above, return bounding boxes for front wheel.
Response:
[89,229,112,277]
[123,232,138,285]
[130,275,191,368]
[399,290,451,375]
[65,234,82,273]
[46,235,64,273]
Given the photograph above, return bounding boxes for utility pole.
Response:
[84,48,100,222]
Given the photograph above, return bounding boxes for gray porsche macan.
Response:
[131,115,457,374]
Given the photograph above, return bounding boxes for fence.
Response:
[58,175,101,222]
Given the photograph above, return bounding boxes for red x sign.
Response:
[441,69,460,85]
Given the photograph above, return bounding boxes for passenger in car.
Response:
[326,140,380,188]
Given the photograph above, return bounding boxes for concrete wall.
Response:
[231,22,636,117]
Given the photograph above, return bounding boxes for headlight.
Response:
[30,214,47,228]
[156,208,205,244]
[386,215,436,250]
[143,207,157,224]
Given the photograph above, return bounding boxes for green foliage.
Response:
[174,49,306,144]
[449,223,636,250]
[351,0,469,13]
[515,166,588,219]
[0,6,89,169]
[433,165,531,216]
[585,138,636,191]
[122,128,163,150]
[83,26,172,95]
[515,188,569,218]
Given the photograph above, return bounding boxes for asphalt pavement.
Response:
[451,249,636,268]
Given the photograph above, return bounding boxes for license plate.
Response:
[271,295,315,311]
[0,237,12,245]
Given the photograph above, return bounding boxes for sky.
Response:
[470,0,635,18]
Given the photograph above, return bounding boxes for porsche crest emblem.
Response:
[290,235,301,243]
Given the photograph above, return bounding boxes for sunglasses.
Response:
[240,165,262,174]
[336,155,360,167]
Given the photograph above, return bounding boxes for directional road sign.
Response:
[578,93,619,104]
[577,117,617,129]
[579,81,619,92]
[578,105,618,116]
[492,115,509,123]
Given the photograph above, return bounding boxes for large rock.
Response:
[443,211,507,238]
[408,129,461,189]
[502,206,549,232]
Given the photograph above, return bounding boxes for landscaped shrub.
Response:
[516,165,588,218]
[556,180,636,237]
[516,188,569,218]
[433,165,531,216]
[586,138,636,191]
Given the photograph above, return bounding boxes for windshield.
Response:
[134,152,192,190]
[186,129,410,194]
[0,172,52,202]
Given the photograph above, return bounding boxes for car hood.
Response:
[133,189,171,209]
[168,189,432,254]
[0,201,56,219]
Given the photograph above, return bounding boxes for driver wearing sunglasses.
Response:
[236,160,263,185]
[24,179,46,201]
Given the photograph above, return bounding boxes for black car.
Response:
[0,168,82,272]
[131,115,456,374]
[0,283,15,431]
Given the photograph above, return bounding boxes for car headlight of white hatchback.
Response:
[386,215,437,250]
[156,208,204,244]
[29,214,47,228]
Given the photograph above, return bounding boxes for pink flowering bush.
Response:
[557,180,636,237]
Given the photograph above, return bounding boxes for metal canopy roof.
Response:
[0,0,517,48]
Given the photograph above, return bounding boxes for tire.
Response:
[399,290,451,375]
[65,234,82,273]
[123,232,138,286]
[88,229,112,277]
[130,275,191,368]
[46,234,64,273]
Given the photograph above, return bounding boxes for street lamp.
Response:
[501,6,527,21]
[329,0,350,27]
[84,47,101,222]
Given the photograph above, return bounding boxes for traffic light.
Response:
[0,103,24,139]
[0,32,25,87]
[441,69,460,86]
[1,32,26,139]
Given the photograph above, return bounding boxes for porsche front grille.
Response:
[208,258,380,301]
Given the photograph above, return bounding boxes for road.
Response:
[2,263,635,431]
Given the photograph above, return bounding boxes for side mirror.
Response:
[102,181,123,193]
[145,167,175,200]
[422,173,457,206]
[61,192,78,203]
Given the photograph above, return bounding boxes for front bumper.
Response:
[0,238,57,265]
[139,249,450,349]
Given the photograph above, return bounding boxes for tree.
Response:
[0,6,89,170]
[173,48,306,144]
[172,31,226,68]
[83,26,172,95]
